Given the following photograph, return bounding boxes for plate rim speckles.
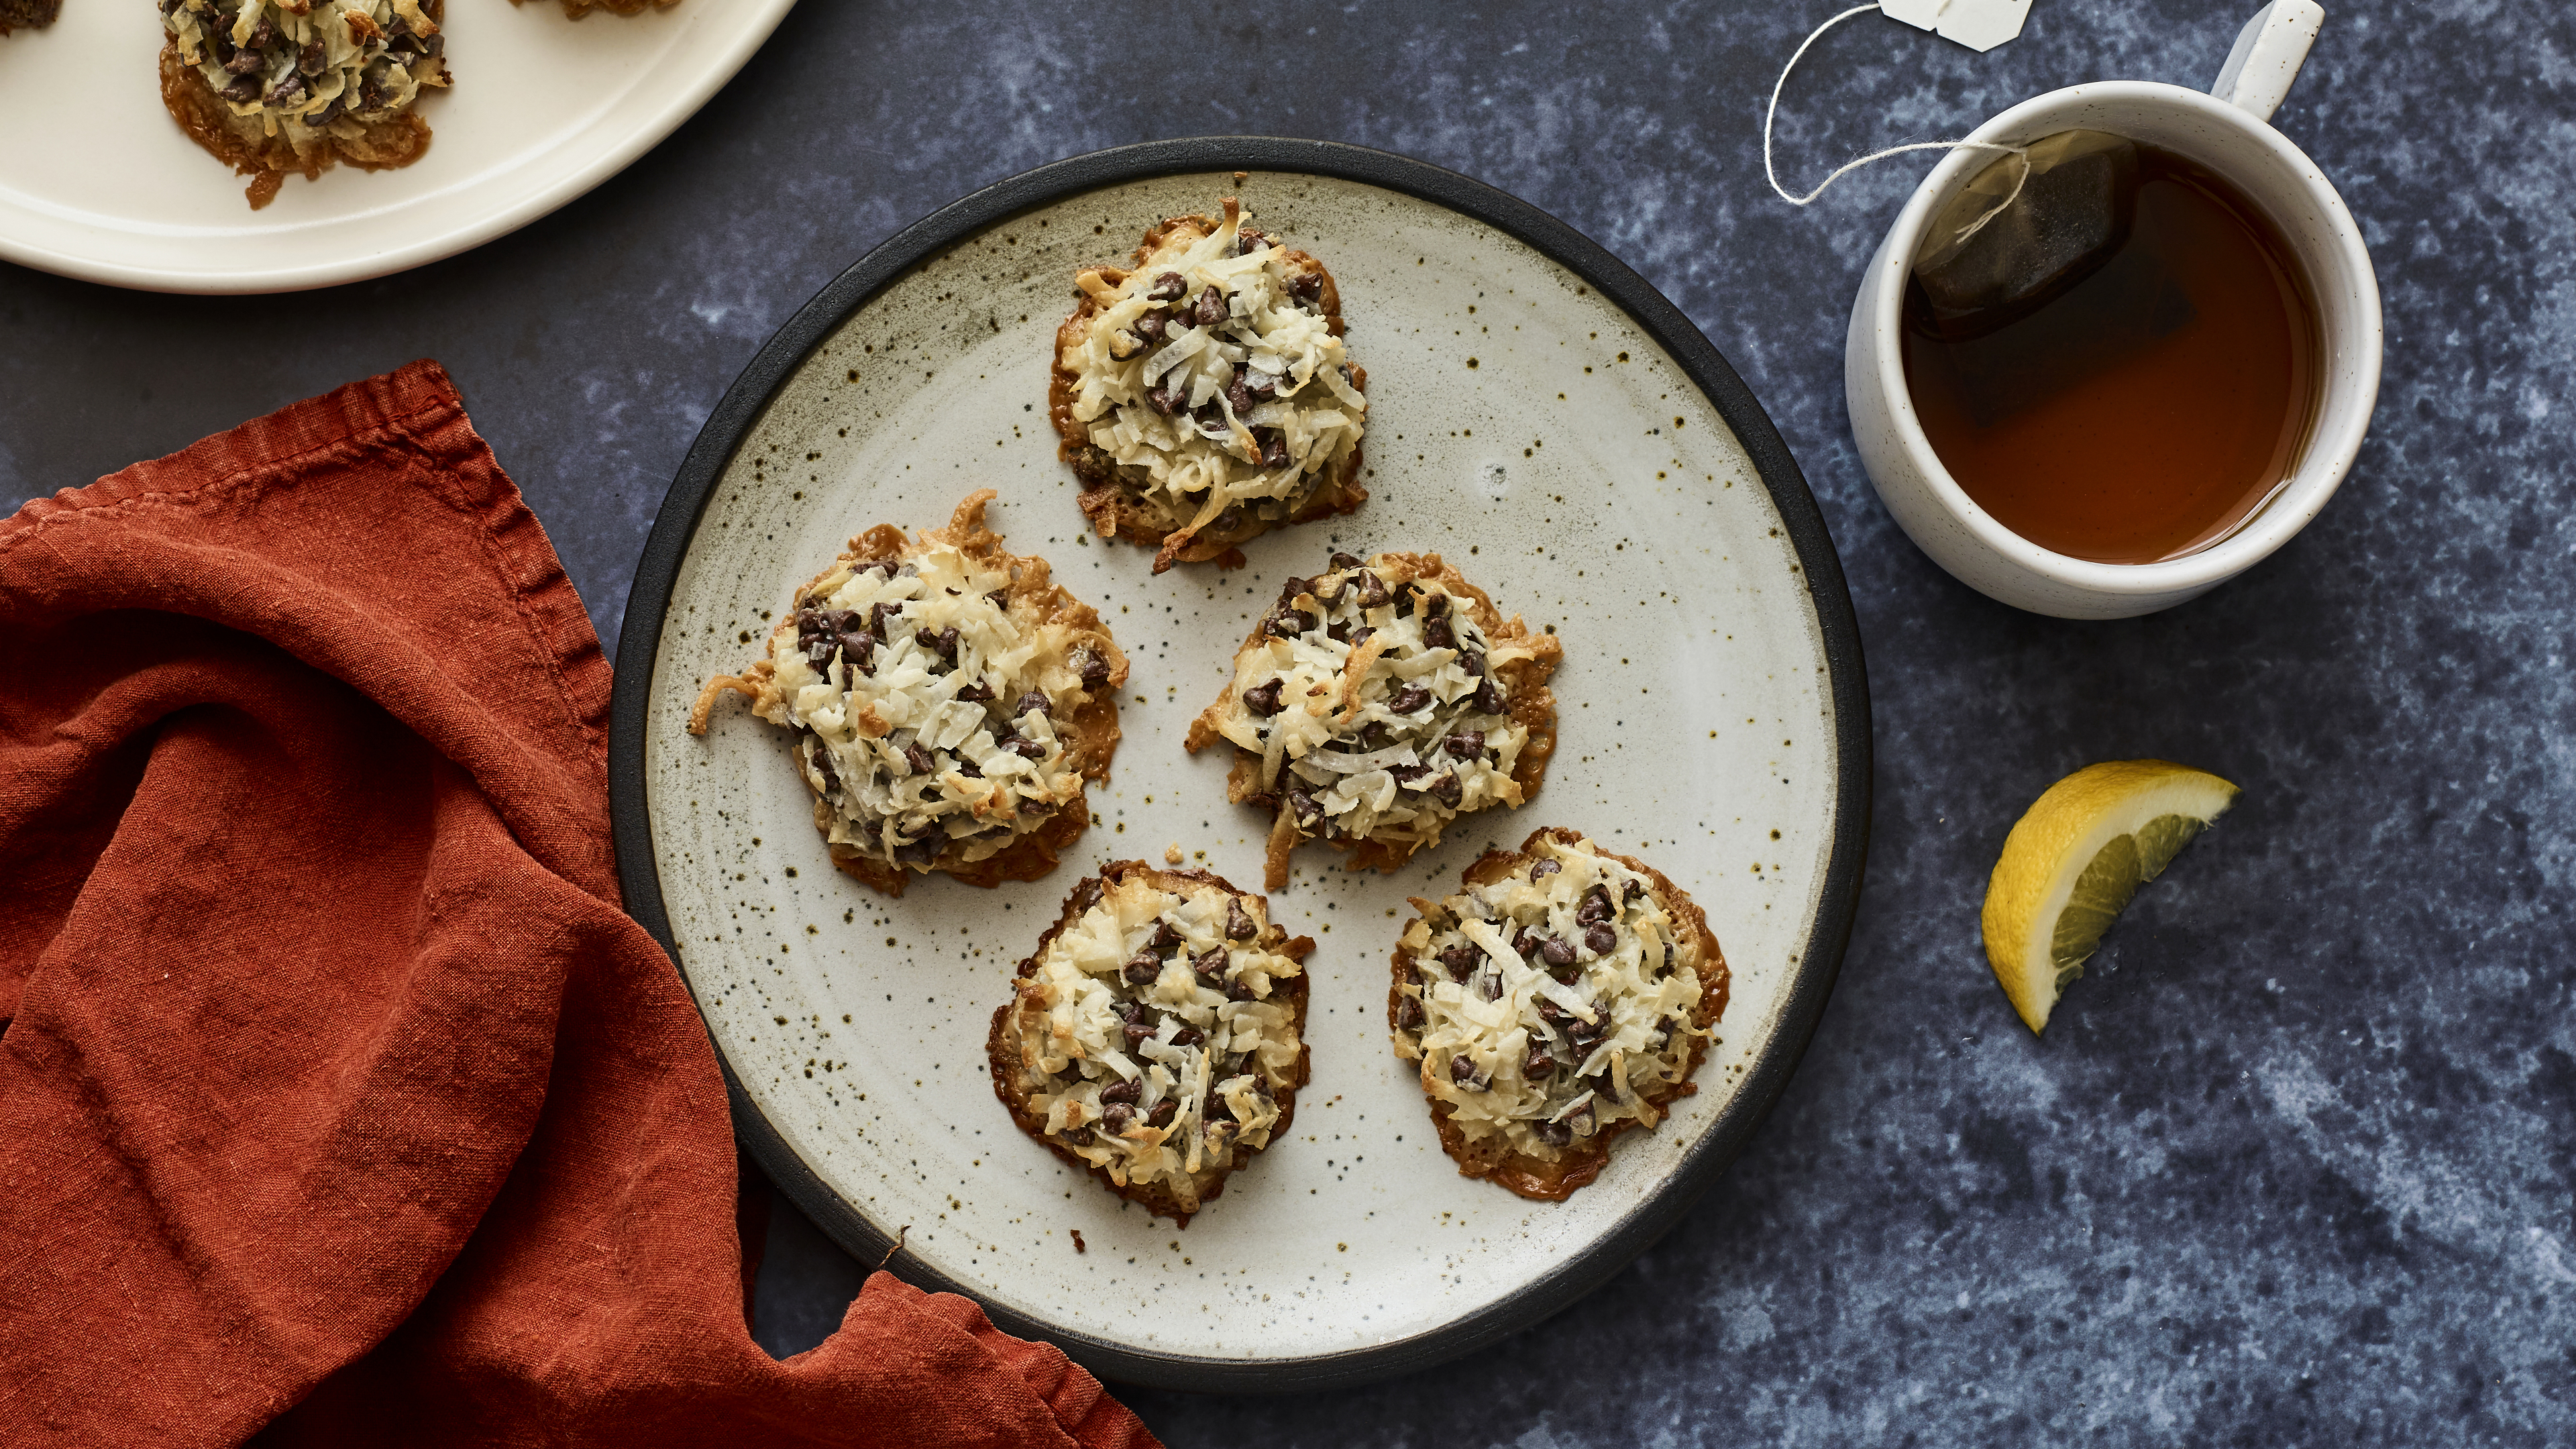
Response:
[608,136,1872,1392]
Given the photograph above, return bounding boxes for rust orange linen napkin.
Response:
[0,361,1156,1449]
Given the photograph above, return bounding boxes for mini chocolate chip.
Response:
[1287,270,1324,303]
[1438,945,1480,981]
[1170,1024,1204,1048]
[1193,947,1229,981]
[1226,978,1258,1003]
[1102,1103,1135,1134]
[1513,926,1543,958]
[1625,879,1648,902]
[1224,898,1258,941]
[955,680,994,703]
[1349,627,1377,649]
[1473,678,1509,714]
[1267,608,1317,639]
[1146,382,1183,417]
[1244,370,1278,400]
[1285,787,1322,827]
[1214,504,1246,533]
[1242,678,1285,716]
[1122,1016,1156,1046]
[1424,592,1451,621]
[1531,859,1560,883]
[1008,739,1046,761]
[1063,1125,1097,1146]
[1133,311,1168,346]
[869,602,903,639]
[1357,571,1391,608]
[1389,763,1432,786]
[1258,429,1289,470]
[1192,286,1229,327]
[1150,921,1183,950]
[1444,731,1485,759]
[1073,649,1111,688]
[1326,621,1352,645]
[918,626,961,660]
[1102,1077,1141,1105]
[1536,998,1570,1027]
[1014,690,1051,720]
[1449,1056,1483,1089]
[1236,226,1267,254]
[1525,1045,1556,1077]
[1329,552,1362,570]
[1422,618,1455,651]
[1147,1099,1178,1128]
[1226,375,1252,415]
[1588,1072,1625,1102]
[1536,1120,1572,1146]
[1459,650,1487,677]
[1429,772,1463,807]
[894,837,940,866]
[1577,888,1614,925]
[1387,686,1432,714]
[1206,1093,1237,1124]
[955,757,982,778]
[1584,923,1619,955]
[1395,996,1425,1030]
[904,742,936,775]
[1122,951,1160,985]
[1539,936,1576,969]
[1146,272,1186,303]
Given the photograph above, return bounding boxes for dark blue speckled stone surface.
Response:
[5,1,2571,1442]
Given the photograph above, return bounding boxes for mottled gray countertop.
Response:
[6,1,2571,1443]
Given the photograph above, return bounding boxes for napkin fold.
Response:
[0,361,1155,1449]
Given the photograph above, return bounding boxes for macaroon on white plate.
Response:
[0,0,794,293]
[610,138,1870,1391]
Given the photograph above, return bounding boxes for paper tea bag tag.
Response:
[1879,0,2032,54]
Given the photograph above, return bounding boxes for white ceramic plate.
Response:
[0,0,794,293]
[611,140,1869,1391]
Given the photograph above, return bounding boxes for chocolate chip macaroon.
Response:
[0,0,62,37]
[1185,551,1562,890]
[1390,828,1727,1201]
[989,861,1313,1226]
[158,0,451,209]
[690,490,1127,896]
[1051,197,1369,572]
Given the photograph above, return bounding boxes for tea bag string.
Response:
[1764,2,2032,243]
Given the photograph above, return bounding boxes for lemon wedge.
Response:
[1981,759,2241,1034]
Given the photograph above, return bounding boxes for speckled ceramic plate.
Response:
[610,138,1869,1391]
[0,0,794,294]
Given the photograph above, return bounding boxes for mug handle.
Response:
[2212,0,2325,122]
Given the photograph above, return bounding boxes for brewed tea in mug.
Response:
[1900,136,2322,566]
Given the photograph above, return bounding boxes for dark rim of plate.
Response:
[608,136,1872,1395]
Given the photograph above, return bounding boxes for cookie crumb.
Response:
[1165,843,1185,865]
[1070,1230,1087,1254]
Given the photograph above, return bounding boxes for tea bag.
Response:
[1906,130,2198,427]
[1911,129,2141,340]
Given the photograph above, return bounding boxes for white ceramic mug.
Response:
[1845,1,2382,619]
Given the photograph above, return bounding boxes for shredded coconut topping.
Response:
[1061,202,1366,537]
[1394,835,1709,1161]
[1211,555,1541,851]
[765,542,1114,875]
[164,0,448,136]
[1007,875,1305,1209]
